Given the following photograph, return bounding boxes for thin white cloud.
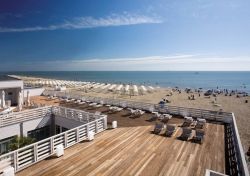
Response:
[5,54,249,71]
[0,13,162,33]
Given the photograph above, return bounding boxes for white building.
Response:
[0,75,23,106]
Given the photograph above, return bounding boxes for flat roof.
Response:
[0,75,21,81]
[17,123,225,176]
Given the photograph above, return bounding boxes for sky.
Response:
[0,0,250,71]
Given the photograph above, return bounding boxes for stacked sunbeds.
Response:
[153,116,207,144]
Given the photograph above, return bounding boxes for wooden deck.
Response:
[17,123,225,176]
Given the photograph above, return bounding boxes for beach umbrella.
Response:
[27,91,30,106]
[133,85,138,96]
[125,85,130,95]
[141,85,147,95]
[1,90,5,108]
[116,85,123,91]
[18,91,23,111]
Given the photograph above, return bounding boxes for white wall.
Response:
[0,116,51,139]
[22,116,51,136]
[0,124,21,139]
[23,88,45,98]
[55,115,84,129]
[0,115,83,140]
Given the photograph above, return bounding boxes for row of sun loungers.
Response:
[108,106,123,113]
[154,123,177,137]
[154,123,205,144]
[182,116,206,129]
[127,108,145,117]
[57,97,147,116]
[148,112,172,122]
[153,116,206,144]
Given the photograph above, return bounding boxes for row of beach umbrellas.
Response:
[23,79,156,95]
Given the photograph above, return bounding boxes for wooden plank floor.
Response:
[17,123,225,176]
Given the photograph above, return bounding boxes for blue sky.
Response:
[0,0,250,71]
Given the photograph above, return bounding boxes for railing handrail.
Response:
[0,106,52,127]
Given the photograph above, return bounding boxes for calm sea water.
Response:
[2,71,250,92]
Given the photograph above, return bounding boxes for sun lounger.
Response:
[182,116,194,127]
[94,111,101,115]
[148,115,158,121]
[154,123,164,134]
[108,106,121,113]
[193,130,205,144]
[195,118,206,129]
[89,102,97,106]
[69,99,75,102]
[179,127,192,140]
[161,114,172,123]
[165,124,177,137]
[78,101,86,105]
[128,108,136,114]
[115,107,123,112]
[95,104,103,108]
[148,112,161,121]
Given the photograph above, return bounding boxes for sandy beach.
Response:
[32,87,250,154]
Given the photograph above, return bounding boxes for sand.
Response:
[33,88,250,151]
[24,81,250,170]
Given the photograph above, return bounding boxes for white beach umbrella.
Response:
[133,85,139,96]
[1,90,5,108]
[148,86,155,90]
[101,84,111,90]
[141,85,147,95]
[116,84,123,94]
[125,85,130,95]
[18,91,23,111]
[108,84,117,91]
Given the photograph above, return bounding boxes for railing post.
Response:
[95,120,98,133]
[34,144,38,162]
[86,124,90,137]
[51,137,54,154]
[16,151,19,171]
[14,151,17,172]
[103,116,107,129]
[64,132,68,148]
[76,128,79,143]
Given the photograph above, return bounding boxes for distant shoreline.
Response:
[3,71,250,93]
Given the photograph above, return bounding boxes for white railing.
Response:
[0,106,52,127]
[52,106,105,124]
[229,113,249,176]
[0,113,107,173]
[44,90,233,123]
[44,90,250,176]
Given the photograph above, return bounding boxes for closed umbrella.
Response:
[18,91,23,111]
[27,91,30,106]
[1,90,5,108]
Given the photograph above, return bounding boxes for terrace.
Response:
[17,116,225,176]
[0,93,249,176]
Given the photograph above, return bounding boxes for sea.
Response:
[1,71,250,93]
